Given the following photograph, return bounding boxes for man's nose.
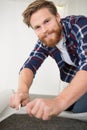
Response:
[41,26,48,33]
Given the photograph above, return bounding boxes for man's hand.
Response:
[9,92,30,110]
[26,98,63,120]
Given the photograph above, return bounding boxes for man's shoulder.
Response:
[62,15,87,24]
[61,15,87,35]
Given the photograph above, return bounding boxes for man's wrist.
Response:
[54,95,68,112]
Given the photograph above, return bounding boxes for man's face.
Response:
[30,8,62,47]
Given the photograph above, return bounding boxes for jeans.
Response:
[66,93,87,113]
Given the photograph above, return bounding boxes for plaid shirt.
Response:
[20,15,87,83]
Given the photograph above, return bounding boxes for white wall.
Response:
[67,0,87,16]
[0,0,87,95]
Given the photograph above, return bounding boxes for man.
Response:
[10,0,87,120]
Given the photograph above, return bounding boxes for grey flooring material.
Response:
[0,114,87,130]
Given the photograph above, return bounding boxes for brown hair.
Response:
[22,0,57,27]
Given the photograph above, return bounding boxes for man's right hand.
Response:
[9,92,30,110]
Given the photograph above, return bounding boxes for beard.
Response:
[39,22,62,47]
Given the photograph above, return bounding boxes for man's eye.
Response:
[44,20,49,23]
[35,26,40,30]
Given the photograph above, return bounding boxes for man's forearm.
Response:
[17,68,34,93]
[56,70,87,111]
[9,68,33,108]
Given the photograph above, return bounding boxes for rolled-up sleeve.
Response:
[20,41,49,75]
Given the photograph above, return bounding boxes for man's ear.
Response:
[56,13,61,22]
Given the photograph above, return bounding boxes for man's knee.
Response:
[72,93,87,113]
